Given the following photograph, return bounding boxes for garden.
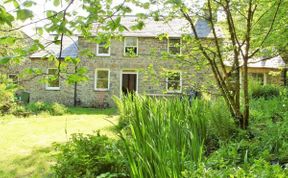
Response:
[1,78,288,177]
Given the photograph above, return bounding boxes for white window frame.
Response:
[124,37,138,56]
[167,38,182,55]
[46,68,60,91]
[8,74,19,84]
[95,69,110,91]
[166,71,182,93]
[96,42,111,56]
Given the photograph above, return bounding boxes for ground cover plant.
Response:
[25,101,68,116]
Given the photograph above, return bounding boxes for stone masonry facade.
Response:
[21,36,212,107]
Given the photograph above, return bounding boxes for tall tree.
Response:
[148,0,287,129]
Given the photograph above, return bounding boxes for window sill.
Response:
[96,54,111,57]
[166,91,182,94]
[45,88,60,91]
[94,89,110,92]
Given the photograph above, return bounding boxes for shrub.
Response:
[12,105,31,117]
[26,102,67,116]
[53,132,128,178]
[251,85,280,99]
[50,103,67,116]
[0,76,17,115]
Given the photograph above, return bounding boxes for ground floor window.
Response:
[95,69,110,91]
[46,68,60,90]
[249,73,264,85]
[8,74,18,84]
[166,71,182,93]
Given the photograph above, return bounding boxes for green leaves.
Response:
[0,56,12,64]
[0,36,17,45]
[16,9,33,21]
[0,6,14,27]
[131,20,145,31]
[53,0,61,7]
[23,1,36,7]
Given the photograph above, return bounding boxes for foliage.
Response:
[26,102,67,116]
[113,94,288,177]
[200,94,288,177]
[251,84,280,99]
[0,75,17,115]
[53,132,128,178]
[114,95,208,178]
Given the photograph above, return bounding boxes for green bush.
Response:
[0,76,17,115]
[53,132,128,178]
[12,105,31,117]
[50,103,67,116]
[251,85,280,99]
[26,102,67,116]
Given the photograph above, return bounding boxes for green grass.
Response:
[0,107,118,178]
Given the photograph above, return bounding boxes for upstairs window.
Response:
[124,37,138,56]
[97,42,110,56]
[95,69,110,91]
[166,71,182,93]
[8,74,18,84]
[168,38,181,55]
[46,68,60,90]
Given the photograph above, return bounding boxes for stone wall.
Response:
[0,36,227,107]
[76,36,213,107]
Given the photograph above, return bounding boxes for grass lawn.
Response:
[0,107,118,178]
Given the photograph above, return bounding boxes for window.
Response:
[124,37,138,56]
[168,38,181,55]
[250,73,264,85]
[166,72,182,93]
[96,42,110,56]
[8,74,18,84]
[95,69,110,91]
[46,68,60,90]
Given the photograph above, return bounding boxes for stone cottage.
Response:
[3,16,287,107]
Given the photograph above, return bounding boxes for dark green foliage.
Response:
[53,132,128,178]
[114,94,288,177]
[199,93,288,177]
[251,85,280,99]
[114,95,208,178]
[25,102,67,116]
[0,75,17,115]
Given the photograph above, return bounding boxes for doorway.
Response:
[121,72,138,95]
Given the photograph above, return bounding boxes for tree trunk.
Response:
[74,81,77,107]
[283,69,287,86]
[73,66,78,107]
[242,59,249,129]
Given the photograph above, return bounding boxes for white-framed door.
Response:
[120,70,138,95]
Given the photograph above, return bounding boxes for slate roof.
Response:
[30,35,78,58]
[92,16,224,38]
[224,55,287,69]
